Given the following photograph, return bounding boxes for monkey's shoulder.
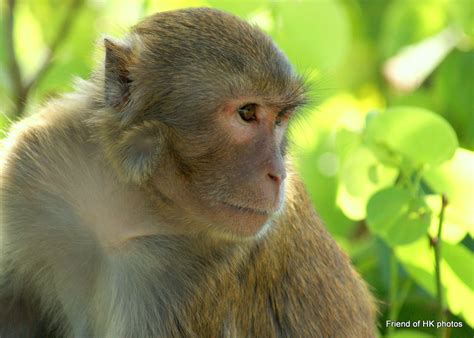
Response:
[1,101,94,174]
[0,103,109,232]
[184,217,377,337]
[233,182,377,336]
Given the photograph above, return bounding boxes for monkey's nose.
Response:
[267,171,286,184]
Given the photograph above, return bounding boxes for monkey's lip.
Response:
[218,201,272,216]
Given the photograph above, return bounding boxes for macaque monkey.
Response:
[0,8,376,338]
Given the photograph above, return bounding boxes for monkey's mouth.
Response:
[219,201,272,216]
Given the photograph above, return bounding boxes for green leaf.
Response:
[445,0,474,38]
[364,106,458,168]
[426,195,467,244]
[367,188,409,233]
[334,128,360,161]
[396,238,474,327]
[379,0,449,58]
[367,187,431,246]
[424,148,474,237]
[432,50,474,149]
[272,1,350,72]
[442,242,474,326]
[336,144,397,220]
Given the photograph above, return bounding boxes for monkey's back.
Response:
[0,101,105,335]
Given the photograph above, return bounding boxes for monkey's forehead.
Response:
[125,8,307,111]
[134,8,262,43]
[132,8,294,77]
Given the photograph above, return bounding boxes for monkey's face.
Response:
[101,9,306,239]
[150,97,295,238]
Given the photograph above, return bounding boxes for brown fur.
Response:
[0,8,376,337]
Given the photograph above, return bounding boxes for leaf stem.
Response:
[387,251,398,337]
[394,278,412,322]
[433,194,448,338]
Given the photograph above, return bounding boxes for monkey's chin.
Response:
[209,201,277,239]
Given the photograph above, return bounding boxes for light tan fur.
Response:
[1,8,376,337]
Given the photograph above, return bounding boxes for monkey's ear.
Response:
[114,121,165,184]
[104,38,134,110]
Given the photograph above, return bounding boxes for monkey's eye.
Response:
[238,104,257,122]
[275,116,283,126]
[275,109,291,126]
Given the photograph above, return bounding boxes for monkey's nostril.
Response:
[267,173,282,184]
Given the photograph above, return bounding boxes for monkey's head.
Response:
[93,8,307,238]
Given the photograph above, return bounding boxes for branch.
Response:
[4,0,85,118]
[24,0,85,93]
[4,0,25,115]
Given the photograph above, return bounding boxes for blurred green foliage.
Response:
[1,1,473,337]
